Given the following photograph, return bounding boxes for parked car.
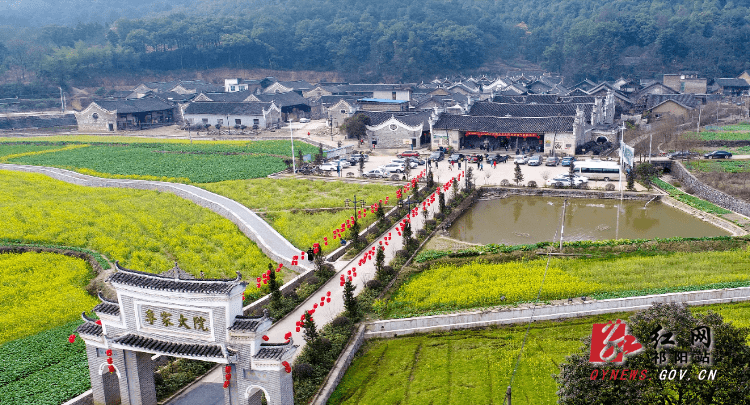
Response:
[380,163,406,173]
[528,155,543,166]
[703,150,732,159]
[391,158,418,169]
[405,156,425,166]
[545,156,560,166]
[332,159,351,168]
[488,154,509,164]
[398,150,421,158]
[514,155,529,164]
[362,168,388,178]
[467,154,483,163]
[448,153,465,163]
[561,156,577,167]
[667,151,699,160]
[546,175,589,187]
[318,162,338,171]
[429,151,444,161]
[299,118,310,123]
[351,153,369,162]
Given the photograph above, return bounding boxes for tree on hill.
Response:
[556,303,750,405]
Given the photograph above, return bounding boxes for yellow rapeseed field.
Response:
[0,170,269,278]
[0,252,98,344]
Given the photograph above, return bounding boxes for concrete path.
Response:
[0,163,313,271]
[264,169,458,356]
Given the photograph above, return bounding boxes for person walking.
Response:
[493,160,497,169]
[479,162,484,171]
[458,160,462,170]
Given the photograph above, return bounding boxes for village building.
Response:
[224,78,263,93]
[327,98,359,127]
[131,80,222,98]
[355,110,434,149]
[182,102,281,129]
[75,98,176,132]
[263,81,313,95]
[713,78,750,96]
[357,98,409,112]
[663,72,707,94]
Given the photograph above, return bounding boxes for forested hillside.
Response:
[2,0,750,85]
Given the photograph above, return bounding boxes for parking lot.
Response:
[322,150,633,191]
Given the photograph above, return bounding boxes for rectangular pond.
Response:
[448,195,731,245]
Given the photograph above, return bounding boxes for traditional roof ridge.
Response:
[97,291,118,304]
[113,333,230,359]
[76,321,102,337]
[93,301,120,317]
[107,261,245,294]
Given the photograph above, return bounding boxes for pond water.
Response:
[448,195,730,245]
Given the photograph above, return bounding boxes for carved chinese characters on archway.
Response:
[138,303,213,336]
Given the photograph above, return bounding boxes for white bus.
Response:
[573,160,621,181]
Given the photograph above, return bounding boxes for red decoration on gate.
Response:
[223,381,230,389]
[108,365,115,374]
[262,335,269,341]
[225,365,232,373]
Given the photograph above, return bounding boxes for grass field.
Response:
[0,252,98,344]
[686,159,750,173]
[681,160,750,203]
[686,128,750,141]
[329,302,750,405]
[0,170,270,278]
[387,248,750,317]
[0,140,318,183]
[200,179,400,253]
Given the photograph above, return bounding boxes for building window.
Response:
[230,86,236,92]
[253,119,260,125]
[340,109,346,114]
[92,113,99,120]
[235,119,242,125]
[389,124,398,131]
[202,118,209,124]
[392,91,397,100]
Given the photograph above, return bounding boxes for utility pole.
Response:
[289,122,296,174]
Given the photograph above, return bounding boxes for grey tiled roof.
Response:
[492,95,595,104]
[715,78,750,88]
[254,92,309,108]
[645,94,698,110]
[469,102,592,118]
[199,91,255,102]
[356,110,432,127]
[108,261,244,295]
[114,334,226,358]
[93,302,120,317]
[254,342,298,360]
[228,316,264,332]
[183,102,272,116]
[92,99,174,114]
[76,322,103,337]
[433,113,574,132]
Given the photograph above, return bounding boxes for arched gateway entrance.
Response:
[76,262,296,405]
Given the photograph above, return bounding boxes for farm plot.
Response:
[0,252,98,344]
[0,170,270,279]
[329,302,750,405]
[200,179,400,253]
[1,140,318,182]
[386,248,750,318]
[682,160,750,202]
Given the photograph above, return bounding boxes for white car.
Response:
[362,168,388,178]
[318,162,338,171]
[391,158,418,168]
[299,118,310,123]
[514,155,529,164]
[380,163,406,173]
[546,175,589,187]
[332,159,351,168]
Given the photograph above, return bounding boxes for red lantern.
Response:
[95,319,102,325]
[313,303,318,309]
[296,326,300,332]
[108,365,115,373]
[68,334,75,343]
[223,381,230,389]
[225,373,232,381]
[256,283,261,288]
[310,309,315,314]
[262,335,269,341]
[327,297,331,303]
[241,294,245,301]
[106,349,112,356]
[340,281,345,286]
[320,301,324,307]
[301,314,306,321]
[327,291,331,296]
[225,365,232,373]
[285,332,292,340]
[107,357,113,365]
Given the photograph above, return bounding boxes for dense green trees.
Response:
[4,0,750,84]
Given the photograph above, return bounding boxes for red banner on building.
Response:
[465,131,540,138]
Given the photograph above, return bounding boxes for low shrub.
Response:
[293,363,314,379]
[604,183,616,191]
[500,179,510,186]
[527,180,537,188]
[332,316,350,327]
[366,279,383,290]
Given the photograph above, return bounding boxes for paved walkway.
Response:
[264,170,458,355]
[0,163,313,271]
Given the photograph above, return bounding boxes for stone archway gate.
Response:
[76,262,296,405]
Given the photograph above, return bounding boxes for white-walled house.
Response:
[182,102,281,129]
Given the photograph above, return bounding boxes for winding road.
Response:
[0,163,313,271]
